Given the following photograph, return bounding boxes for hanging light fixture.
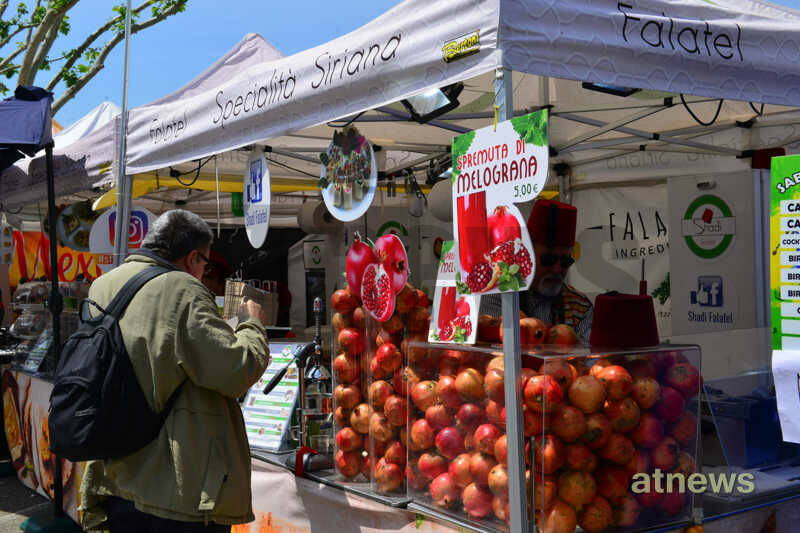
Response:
[401,82,464,123]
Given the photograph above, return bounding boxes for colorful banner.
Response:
[428,241,478,344]
[2,369,84,523]
[451,110,547,296]
[9,231,101,288]
[771,155,800,350]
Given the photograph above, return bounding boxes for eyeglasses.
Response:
[197,251,212,274]
[540,253,575,268]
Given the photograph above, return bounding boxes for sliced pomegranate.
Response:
[514,243,533,278]
[453,315,473,338]
[374,234,408,294]
[361,263,395,321]
[488,240,516,266]
[439,323,455,341]
[465,262,499,293]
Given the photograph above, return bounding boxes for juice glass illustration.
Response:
[438,286,457,332]
[457,191,490,273]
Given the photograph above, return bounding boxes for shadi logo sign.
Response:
[681,194,735,259]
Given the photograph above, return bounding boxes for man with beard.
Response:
[480,199,593,342]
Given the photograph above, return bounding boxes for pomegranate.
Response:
[368,356,389,380]
[651,437,679,471]
[486,356,504,374]
[455,368,485,401]
[557,469,597,511]
[598,432,635,465]
[492,496,508,521]
[410,419,435,450]
[589,359,613,378]
[547,324,579,346]
[375,343,402,374]
[369,412,395,444]
[568,375,607,414]
[578,496,613,533]
[381,314,403,335]
[631,412,665,449]
[375,460,404,493]
[534,434,566,474]
[523,406,544,437]
[483,369,505,404]
[524,375,563,413]
[352,306,366,329]
[331,312,351,332]
[565,443,596,472]
[636,483,664,508]
[603,397,641,433]
[654,386,686,423]
[456,403,487,432]
[416,289,430,308]
[465,261,500,293]
[334,406,351,428]
[407,307,432,334]
[517,317,548,346]
[612,493,641,527]
[552,405,587,443]
[544,360,578,392]
[435,426,465,459]
[628,357,657,379]
[673,451,697,477]
[597,365,633,400]
[595,466,630,504]
[664,363,702,399]
[487,205,522,247]
[349,403,372,434]
[368,380,393,408]
[406,462,427,491]
[336,427,363,452]
[486,400,505,428]
[430,473,459,508]
[384,440,406,466]
[488,464,509,498]
[410,380,438,411]
[494,435,508,465]
[655,350,690,376]
[375,328,401,348]
[658,490,687,516]
[462,483,494,519]
[333,353,360,384]
[337,328,364,355]
[383,395,407,427]
[469,452,498,487]
[624,449,652,477]
[395,283,418,314]
[449,453,473,488]
[361,263,395,321]
[436,375,461,410]
[669,411,698,446]
[581,413,612,450]
[374,234,408,294]
[631,377,661,409]
[418,452,448,480]
[393,366,419,397]
[455,297,471,318]
[346,233,377,297]
[477,314,502,343]
[335,450,361,478]
[474,424,502,455]
[425,404,452,431]
[537,499,577,533]
[331,288,359,314]
[334,384,361,410]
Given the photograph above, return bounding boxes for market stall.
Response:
[4,0,800,531]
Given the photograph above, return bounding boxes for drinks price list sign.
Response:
[770,155,800,350]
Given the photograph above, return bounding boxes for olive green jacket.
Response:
[78,253,270,528]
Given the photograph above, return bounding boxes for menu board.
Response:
[242,343,300,451]
[771,155,800,350]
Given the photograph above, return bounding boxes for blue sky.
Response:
[47,0,800,126]
[52,0,401,125]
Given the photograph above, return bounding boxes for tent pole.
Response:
[113,0,133,267]
[45,143,64,517]
[555,106,668,152]
[496,64,529,533]
[374,106,471,134]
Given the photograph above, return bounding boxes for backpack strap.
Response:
[105,266,173,320]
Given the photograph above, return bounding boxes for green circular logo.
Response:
[311,245,322,265]
[682,194,735,260]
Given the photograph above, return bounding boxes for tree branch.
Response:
[0,1,8,20]
[30,14,62,76]
[0,23,34,49]
[46,0,159,90]
[18,0,79,85]
[52,1,187,114]
[0,44,25,73]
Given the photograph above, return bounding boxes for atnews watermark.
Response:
[630,470,755,494]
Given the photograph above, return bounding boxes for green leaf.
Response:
[451,130,476,180]
[509,264,520,275]
[456,279,471,295]
[415,514,425,529]
[430,332,440,342]
[453,327,467,343]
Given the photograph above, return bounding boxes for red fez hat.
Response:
[207,250,232,278]
[527,199,577,248]
[589,292,659,348]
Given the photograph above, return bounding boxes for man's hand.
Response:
[245,299,268,326]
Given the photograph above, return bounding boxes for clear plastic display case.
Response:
[405,342,701,533]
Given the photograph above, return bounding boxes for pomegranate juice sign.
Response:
[451,110,548,294]
[244,149,271,248]
[428,241,478,344]
[770,155,800,351]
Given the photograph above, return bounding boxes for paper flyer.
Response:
[428,240,479,344]
[451,110,548,296]
[772,349,800,444]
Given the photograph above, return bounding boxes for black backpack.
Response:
[49,266,185,461]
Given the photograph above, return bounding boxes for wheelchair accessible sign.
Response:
[244,149,271,248]
[681,194,735,260]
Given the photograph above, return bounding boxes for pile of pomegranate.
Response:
[405,343,700,533]
[331,269,432,494]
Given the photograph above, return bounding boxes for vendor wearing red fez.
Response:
[523,199,592,341]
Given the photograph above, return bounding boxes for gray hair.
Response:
[141,209,213,261]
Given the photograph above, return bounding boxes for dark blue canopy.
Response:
[0,86,53,173]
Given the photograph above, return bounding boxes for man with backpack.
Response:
[73,210,270,532]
